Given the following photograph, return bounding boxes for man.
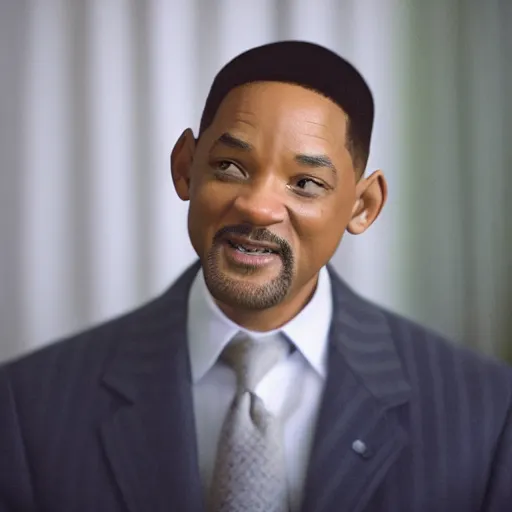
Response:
[0,41,510,512]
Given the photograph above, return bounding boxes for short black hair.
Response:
[198,41,374,173]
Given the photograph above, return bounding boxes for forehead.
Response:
[207,82,348,152]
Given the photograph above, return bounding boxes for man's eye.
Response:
[214,161,244,176]
[295,178,325,195]
[212,160,244,180]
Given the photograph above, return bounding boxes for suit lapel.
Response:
[301,267,411,512]
[99,262,204,512]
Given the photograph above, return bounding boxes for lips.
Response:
[227,240,275,255]
[225,236,280,255]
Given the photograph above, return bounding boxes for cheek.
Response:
[190,180,234,220]
[292,201,351,262]
[188,178,234,243]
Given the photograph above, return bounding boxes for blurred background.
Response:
[1,0,511,364]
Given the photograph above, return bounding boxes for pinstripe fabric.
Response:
[0,261,511,512]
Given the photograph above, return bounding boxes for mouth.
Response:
[225,236,280,255]
[221,235,281,268]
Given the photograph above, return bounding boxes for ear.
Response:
[170,128,196,201]
[347,170,388,235]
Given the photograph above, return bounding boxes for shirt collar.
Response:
[187,266,333,383]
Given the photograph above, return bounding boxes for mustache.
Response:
[213,224,291,255]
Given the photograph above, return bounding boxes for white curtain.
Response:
[1,0,510,363]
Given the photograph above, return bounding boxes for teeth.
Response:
[231,242,272,254]
[237,245,270,254]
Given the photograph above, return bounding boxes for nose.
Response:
[232,179,287,227]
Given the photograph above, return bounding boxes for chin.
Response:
[204,264,292,311]
[210,280,287,311]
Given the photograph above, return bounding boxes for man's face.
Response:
[173,82,367,311]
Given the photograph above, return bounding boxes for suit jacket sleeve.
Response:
[0,367,36,512]
[482,395,512,510]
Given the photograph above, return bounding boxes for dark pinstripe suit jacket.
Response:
[1,262,511,512]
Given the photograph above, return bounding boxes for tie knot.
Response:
[221,335,289,391]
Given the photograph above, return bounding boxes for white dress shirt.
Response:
[187,266,333,512]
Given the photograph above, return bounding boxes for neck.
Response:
[216,274,319,332]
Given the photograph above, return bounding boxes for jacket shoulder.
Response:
[0,291,166,389]
[329,268,512,387]
[379,306,512,406]
[383,306,511,370]
[1,261,199,395]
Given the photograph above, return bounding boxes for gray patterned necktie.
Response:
[208,335,290,512]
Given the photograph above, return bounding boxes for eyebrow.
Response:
[211,132,253,152]
[294,153,338,180]
[211,132,338,179]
